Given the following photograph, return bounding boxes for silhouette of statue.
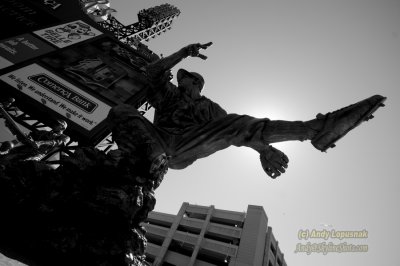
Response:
[0,43,387,266]
[107,42,386,179]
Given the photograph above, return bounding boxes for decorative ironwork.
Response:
[97,4,180,43]
[1,104,78,165]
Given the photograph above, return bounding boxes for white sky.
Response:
[1,0,400,265]
[112,1,399,265]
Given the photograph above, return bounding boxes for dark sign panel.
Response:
[40,37,149,105]
[28,0,89,21]
[0,34,55,69]
[0,0,60,39]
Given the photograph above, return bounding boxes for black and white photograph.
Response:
[0,0,399,265]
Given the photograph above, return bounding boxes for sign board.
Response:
[40,37,148,105]
[34,20,103,48]
[0,0,60,39]
[0,34,55,69]
[0,64,111,131]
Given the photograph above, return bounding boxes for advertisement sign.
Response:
[33,20,103,48]
[0,64,111,131]
[0,0,60,39]
[0,34,55,69]
[40,37,148,105]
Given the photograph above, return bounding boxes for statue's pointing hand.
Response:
[184,42,213,60]
[259,145,289,179]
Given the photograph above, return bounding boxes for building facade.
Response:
[142,202,287,266]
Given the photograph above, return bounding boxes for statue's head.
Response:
[0,141,14,152]
[177,69,204,92]
[52,119,67,132]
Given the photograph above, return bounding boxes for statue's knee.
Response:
[107,104,142,128]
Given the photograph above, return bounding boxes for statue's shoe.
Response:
[311,95,386,152]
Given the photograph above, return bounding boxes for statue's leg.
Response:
[262,120,313,143]
[305,95,386,152]
[107,104,170,182]
[168,95,387,169]
[168,114,312,169]
[108,104,168,158]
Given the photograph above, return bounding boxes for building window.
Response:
[146,233,164,246]
[145,255,155,263]
[196,250,230,266]
[204,232,240,246]
[146,219,172,229]
[162,262,175,266]
[210,217,243,228]
[168,239,194,257]
[270,242,277,255]
[177,225,201,235]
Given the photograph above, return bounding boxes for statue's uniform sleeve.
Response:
[197,97,228,122]
[208,100,228,119]
[142,57,178,107]
[147,80,179,111]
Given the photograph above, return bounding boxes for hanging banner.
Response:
[0,34,55,69]
[33,20,103,48]
[0,64,111,131]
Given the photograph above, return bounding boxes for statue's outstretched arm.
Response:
[144,42,213,80]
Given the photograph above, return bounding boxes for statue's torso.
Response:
[151,83,227,134]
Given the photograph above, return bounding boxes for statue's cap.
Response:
[55,119,67,129]
[177,69,204,91]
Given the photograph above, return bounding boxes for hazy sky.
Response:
[112,1,399,265]
[1,0,400,265]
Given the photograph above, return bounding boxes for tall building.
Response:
[143,202,287,266]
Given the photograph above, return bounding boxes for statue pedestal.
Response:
[0,146,160,266]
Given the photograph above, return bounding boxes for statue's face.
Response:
[52,124,64,133]
[178,76,201,99]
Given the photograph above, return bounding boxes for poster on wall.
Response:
[40,37,149,105]
[0,63,111,131]
[33,20,103,48]
[0,34,55,69]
